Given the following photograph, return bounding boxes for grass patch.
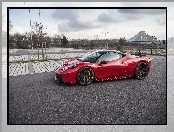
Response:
[130,51,166,57]
[149,54,166,56]
[9,59,44,64]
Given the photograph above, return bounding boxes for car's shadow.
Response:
[55,76,138,86]
[92,77,137,84]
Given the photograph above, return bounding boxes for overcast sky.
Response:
[2,2,173,40]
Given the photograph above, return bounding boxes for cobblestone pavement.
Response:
[9,55,28,61]
[3,52,91,78]
[32,60,64,73]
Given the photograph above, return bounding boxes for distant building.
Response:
[157,40,166,49]
[127,31,158,44]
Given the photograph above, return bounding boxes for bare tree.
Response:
[31,21,48,60]
[117,37,126,51]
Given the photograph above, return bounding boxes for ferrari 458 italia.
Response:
[55,50,152,85]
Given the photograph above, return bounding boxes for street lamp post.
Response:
[42,42,44,60]
[105,32,109,49]
[44,42,46,53]
[37,43,40,60]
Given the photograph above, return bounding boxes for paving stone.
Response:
[9,55,28,62]
[9,63,29,76]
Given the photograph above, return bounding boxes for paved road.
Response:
[8,56,166,124]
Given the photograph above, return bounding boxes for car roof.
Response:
[96,50,125,54]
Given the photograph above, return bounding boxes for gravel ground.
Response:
[8,56,166,124]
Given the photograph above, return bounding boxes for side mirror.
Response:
[100,60,107,65]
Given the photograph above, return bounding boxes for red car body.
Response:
[55,50,152,85]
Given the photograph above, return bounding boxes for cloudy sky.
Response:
[2,2,173,40]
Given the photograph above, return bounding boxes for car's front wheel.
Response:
[76,66,94,85]
[134,62,149,80]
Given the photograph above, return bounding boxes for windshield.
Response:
[81,52,103,62]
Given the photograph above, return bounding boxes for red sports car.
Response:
[55,50,152,85]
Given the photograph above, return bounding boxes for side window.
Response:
[114,53,122,60]
[97,52,122,62]
[98,53,111,62]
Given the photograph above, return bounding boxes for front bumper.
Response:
[55,70,77,84]
[55,74,63,83]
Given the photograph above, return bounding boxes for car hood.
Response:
[63,58,82,66]
[56,58,82,71]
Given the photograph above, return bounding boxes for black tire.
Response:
[134,62,149,80]
[76,67,94,86]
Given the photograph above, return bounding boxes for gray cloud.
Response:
[52,9,106,32]
[117,9,166,15]
[67,19,85,29]
[58,19,103,33]
[97,10,144,23]
[115,9,166,22]
[58,23,70,33]
[57,19,89,32]
[52,9,79,20]
[120,13,144,21]
[97,13,114,22]
[52,9,92,32]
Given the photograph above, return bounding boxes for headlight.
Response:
[68,64,77,69]
[61,64,77,72]
[61,66,69,72]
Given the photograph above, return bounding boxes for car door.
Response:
[106,52,124,77]
[95,53,109,79]
[96,52,123,78]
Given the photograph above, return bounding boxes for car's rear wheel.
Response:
[76,67,94,85]
[134,62,149,80]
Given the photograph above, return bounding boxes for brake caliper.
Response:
[88,70,91,79]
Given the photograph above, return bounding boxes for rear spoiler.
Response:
[131,53,146,57]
